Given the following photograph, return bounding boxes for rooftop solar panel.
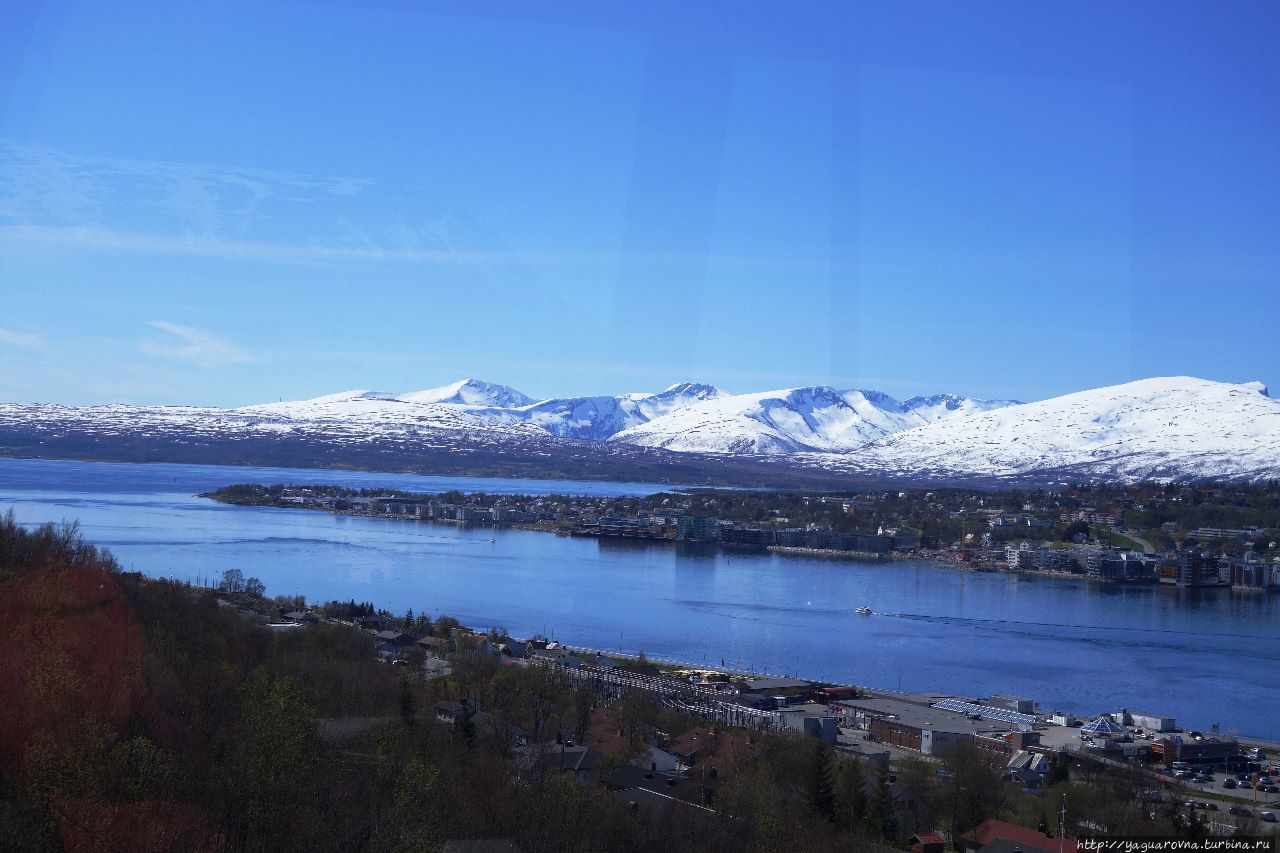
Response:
[931,699,1039,726]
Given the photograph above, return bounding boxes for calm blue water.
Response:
[2,458,1278,738]
[0,457,683,497]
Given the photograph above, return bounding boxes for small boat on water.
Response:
[855,606,872,615]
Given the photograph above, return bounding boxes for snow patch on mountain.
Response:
[399,379,535,408]
[901,393,1019,423]
[519,395,641,441]
[6,376,1277,483]
[239,389,401,415]
[483,382,730,441]
[635,383,728,420]
[609,386,1015,454]
[225,380,731,443]
[821,376,1280,482]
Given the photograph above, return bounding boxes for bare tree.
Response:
[219,568,245,593]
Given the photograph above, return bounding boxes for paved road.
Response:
[1123,532,1156,552]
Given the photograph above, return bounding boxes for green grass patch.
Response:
[1091,526,1144,550]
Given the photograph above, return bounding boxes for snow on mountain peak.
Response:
[314,389,400,403]
[901,393,1021,424]
[661,382,726,398]
[603,383,1028,455]
[9,374,1277,482]
[612,385,905,454]
[830,376,1280,482]
[1242,380,1269,397]
[399,379,535,408]
[236,389,401,414]
[904,393,974,411]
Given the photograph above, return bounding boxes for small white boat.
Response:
[855,606,872,615]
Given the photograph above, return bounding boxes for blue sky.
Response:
[1,0,1277,407]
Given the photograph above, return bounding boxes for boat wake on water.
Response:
[877,611,1271,641]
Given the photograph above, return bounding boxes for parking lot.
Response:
[1169,766,1280,804]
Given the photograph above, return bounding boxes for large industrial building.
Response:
[835,695,1025,755]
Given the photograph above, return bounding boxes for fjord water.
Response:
[2,458,1277,738]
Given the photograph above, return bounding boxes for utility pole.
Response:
[1059,792,1067,853]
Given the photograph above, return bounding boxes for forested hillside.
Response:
[0,513,884,852]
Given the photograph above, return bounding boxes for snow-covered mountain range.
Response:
[819,376,1280,483]
[2,376,1277,483]
[612,387,1015,454]
[229,380,735,444]
[229,379,1016,453]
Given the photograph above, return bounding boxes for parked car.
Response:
[1259,811,1277,823]
[1223,779,1237,789]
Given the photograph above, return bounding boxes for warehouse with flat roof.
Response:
[835,696,1018,755]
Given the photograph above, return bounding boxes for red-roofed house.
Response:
[669,726,760,782]
[911,832,947,853]
[961,819,1077,853]
[584,707,630,759]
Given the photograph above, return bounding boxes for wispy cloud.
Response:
[0,138,372,237]
[0,223,591,266]
[0,223,834,274]
[0,141,834,275]
[139,321,257,368]
[0,328,47,350]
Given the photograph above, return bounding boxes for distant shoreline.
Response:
[200,488,1159,585]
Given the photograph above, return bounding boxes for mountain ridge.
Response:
[1,375,1276,484]
[820,376,1279,483]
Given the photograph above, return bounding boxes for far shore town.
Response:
[208,480,1280,590]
